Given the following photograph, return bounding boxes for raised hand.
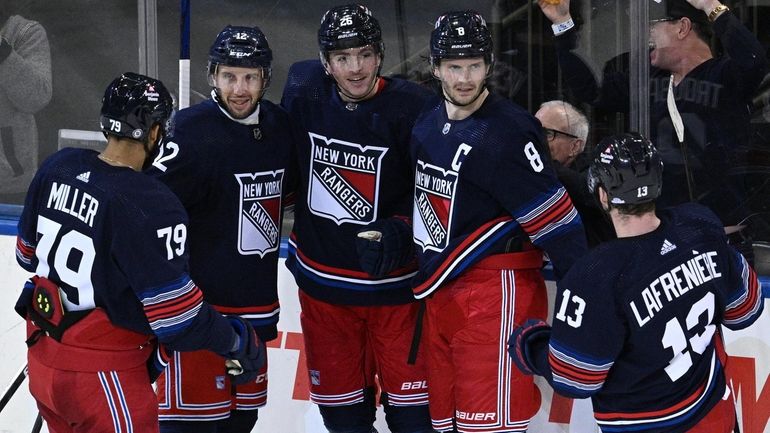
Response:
[537,0,572,25]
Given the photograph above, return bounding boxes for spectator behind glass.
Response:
[538,0,768,261]
[536,100,615,246]
[0,0,52,203]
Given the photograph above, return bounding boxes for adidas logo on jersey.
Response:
[76,171,91,183]
[660,239,677,255]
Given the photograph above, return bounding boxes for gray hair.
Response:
[539,100,589,144]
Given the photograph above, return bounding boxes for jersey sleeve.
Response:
[462,120,587,279]
[281,60,328,113]
[15,174,42,271]
[145,119,209,208]
[528,257,626,399]
[15,151,63,271]
[721,245,763,330]
[672,203,764,329]
[110,190,235,355]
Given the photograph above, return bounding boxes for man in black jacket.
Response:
[538,0,768,259]
[535,100,614,246]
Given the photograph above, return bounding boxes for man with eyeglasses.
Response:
[538,0,768,262]
[536,100,587,167]
[536,100,614,246]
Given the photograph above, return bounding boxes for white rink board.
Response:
[0,234,768,433]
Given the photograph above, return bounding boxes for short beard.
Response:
[442,83,486,107]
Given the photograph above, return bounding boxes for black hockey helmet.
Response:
[587,132,663,205]
[100,72,174,143]
[430,10,494,68]
[208,25,272,86]
[318,4,383,57]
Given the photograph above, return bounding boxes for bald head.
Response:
[536,100,588,166]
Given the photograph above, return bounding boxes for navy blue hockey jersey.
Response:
[16,148,235,354]
[281,59,435,306]
[410,93,587,298]
[146,98,294,340]
[534,204,763,433]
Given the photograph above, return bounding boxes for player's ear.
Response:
[431,62,441,81]
[147,124,162,149]
[598,187,610,212]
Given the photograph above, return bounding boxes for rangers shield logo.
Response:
[308,132,388,225]
[413,160,457,252]
[235,170,284,256]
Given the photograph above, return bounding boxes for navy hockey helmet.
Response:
[318,4,383,57]
[207,25,273,86]
[430,11,494,68]
[587,132,664,205]
[100,72,174,143]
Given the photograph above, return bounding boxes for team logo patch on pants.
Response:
[235,171,284,256]
[308,132,387,225]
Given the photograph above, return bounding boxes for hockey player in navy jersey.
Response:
[410,11,587,433]
[510,133,763,433]
[145,26,293,433]
[14,72,265,433]
[281,4,434,433]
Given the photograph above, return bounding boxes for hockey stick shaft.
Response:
[0,364,28,413]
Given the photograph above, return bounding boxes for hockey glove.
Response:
[508,319,550,376]
[227,316,266,386]
[355,217,415,277]
[146,344,171,383]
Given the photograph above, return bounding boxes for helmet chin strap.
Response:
[442,83,488,107]
[211,88,262,119]
[334,76,380,103]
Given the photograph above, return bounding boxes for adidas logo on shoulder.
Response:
[76,171,91,183]
[660,239,677,255]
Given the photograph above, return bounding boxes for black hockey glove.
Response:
[227,316,266,386]
[146,344,171,383]
[508,319,550,376]
[355,217,415,278]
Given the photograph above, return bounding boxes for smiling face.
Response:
[211,65,267,119]
[323,45,381,102]
[433,57,489,107]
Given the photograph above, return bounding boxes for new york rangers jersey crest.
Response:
[308,132,387,225]
[235,170,284,256]
[413,159,457,252]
